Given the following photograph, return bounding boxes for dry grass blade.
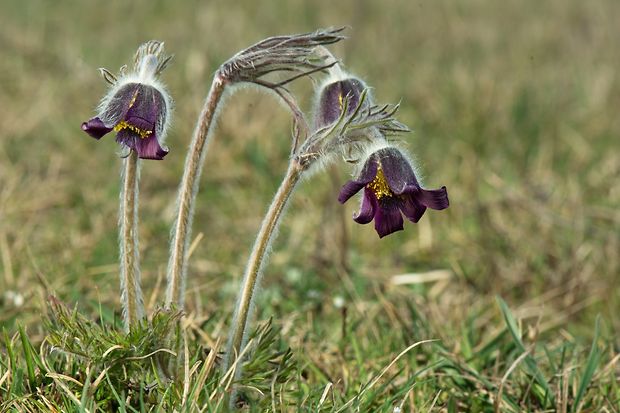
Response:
[318,382,333,407]
[0,369,11,389]
[190,338,221,407]
[336,339,437,412]
[123,348,176,361]
[48,374,84,410]
[181,329,190,407]
[427,390,442,412]
[390,270,453,286]
[494,349,531,413]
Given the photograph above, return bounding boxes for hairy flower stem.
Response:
[225,160,303,373]
[119,150,144,331]
[166,75,227,309]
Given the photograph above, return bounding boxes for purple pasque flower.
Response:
[315,75,368,129]
[338,145,449,238]
[81,41,172,160]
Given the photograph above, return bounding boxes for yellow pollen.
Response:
[366,166,393,200]
[113,121,152,139]
[338,93,344,110]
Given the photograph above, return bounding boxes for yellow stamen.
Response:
[367,165,393,200]
[113,121,152,139]
[338,93,344,111]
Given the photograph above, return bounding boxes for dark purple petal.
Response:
[116,129,168,160]
[338,180,366,204]
[104,83,141,123]
[134,134,168,160]
[338,159,378,203]
[125,115,155,132]
[377,147,420,194]
[403,185,449,210]
[340,79,364,113]
[316,78,365,128]
[374,200,404,238]
[353,188,378,224]
[81,117,113,140]
[123,84,166,132]
[357,156,379,183]
[401,195,427,223]
[115,129,139,151]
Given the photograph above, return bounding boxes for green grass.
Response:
[1,0,619,411]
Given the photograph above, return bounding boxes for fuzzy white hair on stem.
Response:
[119,150,144,331]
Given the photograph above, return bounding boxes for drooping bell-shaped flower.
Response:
[81,41,173,160]
[339,145,449,238]
[309,55,408,170]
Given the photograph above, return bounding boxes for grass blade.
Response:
[496,296,554,406]
[18,325,36,391]
[572,315,602,412]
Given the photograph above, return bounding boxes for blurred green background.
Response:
[1,0,618,355]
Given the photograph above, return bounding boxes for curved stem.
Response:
[119,150,144,331]
[224,160,303,372]
[166,74,227,309]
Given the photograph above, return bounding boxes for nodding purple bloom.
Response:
[315,76,368,129]
[81,41,173,160]
[338,146,449,238]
